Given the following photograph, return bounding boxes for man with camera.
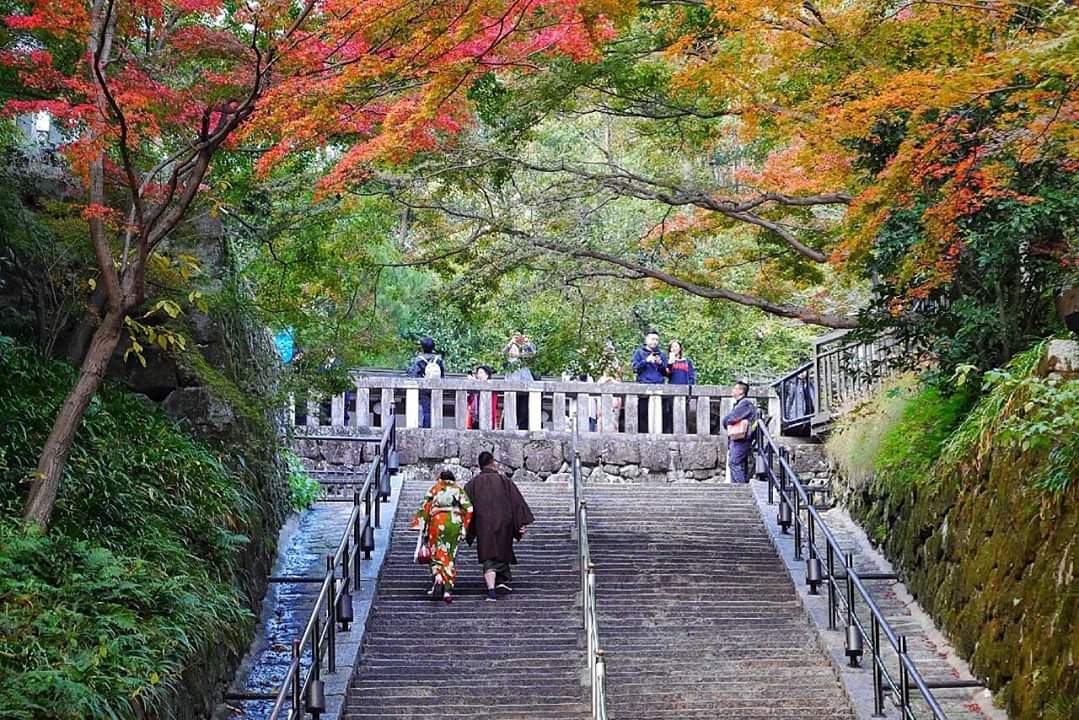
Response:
[631,330,668,431]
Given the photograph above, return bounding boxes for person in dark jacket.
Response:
[666,341,696,385]
[722,381,758,483]
[465,451,535,601]
[406,336,444,428]
[631,330,667,432]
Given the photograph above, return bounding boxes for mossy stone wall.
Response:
[830,384,1078,719]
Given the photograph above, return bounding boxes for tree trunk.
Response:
[23,308,124,527]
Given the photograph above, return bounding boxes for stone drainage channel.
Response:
[217,471,408,720]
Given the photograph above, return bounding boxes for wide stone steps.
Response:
[585,483,855,719]
[343,480,587,720]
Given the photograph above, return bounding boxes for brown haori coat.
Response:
[464,470,535,564]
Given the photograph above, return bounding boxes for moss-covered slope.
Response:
[828,353,1078,719]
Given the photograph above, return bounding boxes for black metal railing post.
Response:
[291,640,301,717]
[871,614,885,717]
[793,479,803,561]
[326,556,336,674]
[899,635,910,715]
[360,490,369,587]
[826,543,837,630]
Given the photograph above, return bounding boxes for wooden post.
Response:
[431,388,443,429]
[648,395,662,435]
[625,394,639,434]
[380,388,393,429]
[479,390,493,430]
[287,393,296,427]
[529,391,542,431]
[331,393,345,427]
[455,390,468,430]
[696,396,711,436]
[553,392,567,431]
[673,396,687,434]
[404,387,419,429]
[504,391,517,430]
[307,394,319,428]
[354,385,370,427]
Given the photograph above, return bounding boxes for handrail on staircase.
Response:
[570,414,608,720]
[225,411,398,720]
[753,422,978,720]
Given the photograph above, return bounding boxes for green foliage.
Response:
[283,449,322,511]
[941,340,1079,491]
[0,343,257,718]
[862,167,1078,375]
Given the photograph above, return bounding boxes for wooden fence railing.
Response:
[288,374,779,438]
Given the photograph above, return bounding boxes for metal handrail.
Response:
[753,422,959,720]
[227,411,397,720]
[570,415,608,720]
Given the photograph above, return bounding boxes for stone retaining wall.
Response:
[294,428,830,484]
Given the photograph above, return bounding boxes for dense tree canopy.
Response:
[1,0,1076,522]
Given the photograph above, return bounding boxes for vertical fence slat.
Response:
[647,395,662,435]
[307,395,319,428]
[600,394,615,433]
[405,387,419,428]
[380,388,393,428]
[624,394,639,434]
[331,393,345,427]
[553,392,567,431]
[577,393,591,434]
[431,388,443,429]
[480,390,493,430]
[673,396,687,434]
[696,396,711,436]
[529,391,542,431]
[455,390,468,430]
[355,385,370,427]
[504,391,517,430]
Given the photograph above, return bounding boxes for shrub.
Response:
[0,341,258,718]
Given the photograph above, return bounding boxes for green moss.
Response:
[826,342,1079,720]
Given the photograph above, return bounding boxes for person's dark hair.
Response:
[734,380,750,395]
[644,328,659,338]
[478,451,495,468]
[439,469,456,482]
[476,364,495,379]
[418,336,435,353]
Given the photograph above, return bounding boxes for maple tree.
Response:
[1,0,625,526]
[380,0,1076,347]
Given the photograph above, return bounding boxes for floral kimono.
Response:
[411,478,474,590]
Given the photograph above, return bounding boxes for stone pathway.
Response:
[750,479,1006,720]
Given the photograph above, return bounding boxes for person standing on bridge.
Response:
[406,336,444,428]
[412,469,474,603]
[465,451,534,602]
[631,330,667,431]
[723,381,758,484]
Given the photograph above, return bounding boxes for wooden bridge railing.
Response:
[288,374,780,438]
[810,330,904,429]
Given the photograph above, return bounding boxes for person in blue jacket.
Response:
[631,330,667,431]
[722,381,758,483]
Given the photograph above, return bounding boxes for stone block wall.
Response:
[294,428,830,485]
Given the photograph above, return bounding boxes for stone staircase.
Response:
[343,478,588,720]
[585,483,855,720]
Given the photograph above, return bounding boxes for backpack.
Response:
[421,354,443,379]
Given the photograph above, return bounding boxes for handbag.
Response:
[727,418,750,440]
[414,525,431,564]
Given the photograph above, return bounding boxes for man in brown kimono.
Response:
[465,451,535,602]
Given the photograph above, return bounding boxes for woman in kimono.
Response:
[412,469,474,603]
